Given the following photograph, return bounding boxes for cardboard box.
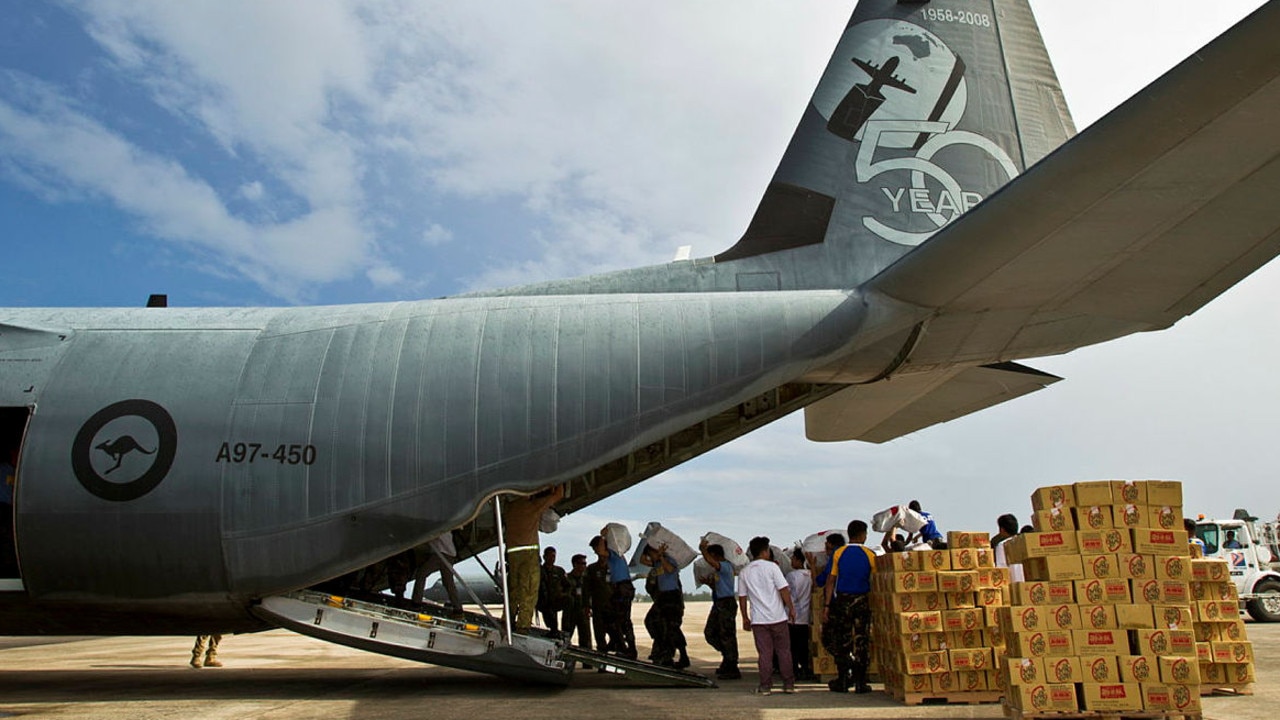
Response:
[894,611,943,634]
[1141,683,1201,713]
[1159,580,1190,605]
[948,648,993,672]
[998,606,1044,633]
[1190,558,1230,582]
[1074,504,1114,530]
[1219,619,1248,641]
[901,651,949,675]
[1076,578,1131,605]
[1007,684,1078,713]
[941,608,984,634]
[1074,627,1126,654]
[1210,641,1255,664]
[1032,508,1073,533]
[888,571,937,593]
[1118,654,1158,683]
[1148,505,1183,532]
[1004,656,1045,685]
[955,669,987,692]
[1195,641,1213,663]
[1012,580,1075,606]
[1005,630,1074,658]
[1017,531,1079,558]
[883,552,921,572]
[1079,603,1118,629]
[920,550,951,572]
[1031,485,1075,511]
[950,547,978,570]
[1024,556,1085,582]
[944,591,976,609]
[974,547,995,569]
[1195,601,1237,623]
[946,531,990,549]
[1074,480,1114,507]
[975,588,1003,607]
[935,570,978,593]
[1111,480,1147,505]
[1043,655,1083,683]
[1146,480,1182,506]
[1133,628,1196,657]
[1080,654,1121,683]
[890,592,943,613]
[1079,528,1130,554]
[896,632,933,654]
[1131,528,1189,556]
[1118,553,1154,579]
[1081,554,1120,580]
[1079,682,1143,712]
[896,672,931,693]
[946,628,986,649]
[977,566,1011,590]
[930,670,959,694]
[1115,603,1155,629]
[1046,603,1080,630]
[1153,605,1193,629]
[1158,655,1200,684]
[1113,504,1148,529]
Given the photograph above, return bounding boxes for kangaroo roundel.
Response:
[71,399,178,502]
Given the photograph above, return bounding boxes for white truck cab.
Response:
[1193,512,1280,622]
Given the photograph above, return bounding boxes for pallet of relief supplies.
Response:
[1188,556,1256,697]
[872,532,1009,705]
[1000,480,1203,718]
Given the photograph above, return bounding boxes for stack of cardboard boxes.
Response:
[1189,556,1256,693]
[870,531,1010,703]
[999,480,1201,716]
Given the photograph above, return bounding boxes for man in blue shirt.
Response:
[907,500,944,548]
[641,544,688,668]
[821,520,874,693]
[605,534,638,659]
[699,542,740,679]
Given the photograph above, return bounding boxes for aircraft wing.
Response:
[867,2,1280,370]
[804,362,1060,443]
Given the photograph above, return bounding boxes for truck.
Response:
[1190,510,1280,622]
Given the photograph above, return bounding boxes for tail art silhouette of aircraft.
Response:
[3,0,1280,683]
[828,55,919,140]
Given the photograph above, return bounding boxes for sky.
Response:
[1,1,1277,588]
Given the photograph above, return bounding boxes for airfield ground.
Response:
[0,601,1274,719]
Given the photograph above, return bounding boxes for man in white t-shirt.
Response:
[738,536,796,695]
[785,548,815,681]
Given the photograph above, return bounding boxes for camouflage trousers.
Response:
[643,590,686,664]
[703,597,739,667]
[821,593,871,675]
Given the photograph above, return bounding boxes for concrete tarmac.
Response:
[0,601,1275,719]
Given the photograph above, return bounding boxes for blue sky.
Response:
[2,1,1277,582]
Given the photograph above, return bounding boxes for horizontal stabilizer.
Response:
[868,3,1280,368]
[804,362,1061,443]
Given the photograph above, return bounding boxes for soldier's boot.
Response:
[852,665,871,694]
[203,651,223,668]
[189,650,203,669]
[674,649,690,669]
[827,668,849,693]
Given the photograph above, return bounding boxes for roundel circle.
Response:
[71,399,178,502]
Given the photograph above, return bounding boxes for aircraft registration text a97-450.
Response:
[215,442,317,466]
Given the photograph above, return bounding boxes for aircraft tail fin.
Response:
[715,0,1074,286]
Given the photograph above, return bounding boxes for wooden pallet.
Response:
[892,689,1003,706]
[1004,707,1202,720]
[1200,682,1254,697]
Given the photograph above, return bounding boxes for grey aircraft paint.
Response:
[2,0,1279,658]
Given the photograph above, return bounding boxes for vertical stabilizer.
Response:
[716,0,1073,285]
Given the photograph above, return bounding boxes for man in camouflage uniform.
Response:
[822,520,874,693]
[584,536,616,653]
[562,553,592,649]
[641,544,689,668]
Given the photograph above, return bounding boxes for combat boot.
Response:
[189,651,203,669]
[851,665,871,694]
[203,651,223,668]
[827,668,849,693]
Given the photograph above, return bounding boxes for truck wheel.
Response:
[1247,578,1280,622]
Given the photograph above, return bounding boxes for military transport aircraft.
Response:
[2,0,1279,684]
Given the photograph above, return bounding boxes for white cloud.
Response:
[239,181,264,202]
[420,222,453,247]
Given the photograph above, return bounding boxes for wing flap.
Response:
[804,362,1061,443]
[867,3,1280,368]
